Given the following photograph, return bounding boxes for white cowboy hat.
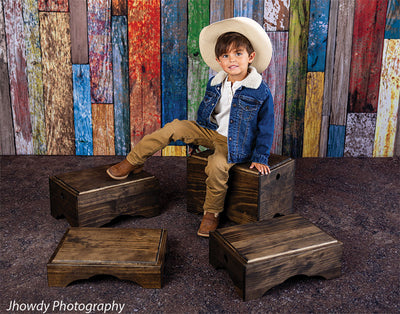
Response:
[199,17,272,73]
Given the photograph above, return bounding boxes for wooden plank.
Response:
[210,0,224,22]
[112,16,130,156]
[128,0,161,148]
[264,0,290,31]
[283,0,310,158]
[395,98,400,156]
[38,0,68,11]
[385,0,400,39]
[225,0,234,19]
[3,0,33,154]
[344,113,376,157]
[262,31,288,155]
[303,72,324,157]
[187,0,209,121]
[307,0,330,72]
[40,12,75,155]
[0,1,15,155]
[234,0,264,25]
[69,0,88,64]
[112,0,127,15]
[373,39,400,157]
[23,0,47,154]
[162,146,187,157]
[92,104,115,155]
[73,64,93,156]
[88,0,113,104]
[348,0,389,113]
[327,125,345,157]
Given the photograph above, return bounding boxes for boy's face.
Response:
[216,44,255,83]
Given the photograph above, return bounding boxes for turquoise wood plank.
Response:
[234,0,264,25]
[73,64,93,155]
[327,124,346,157]
[112,16,130,156]
[307,0,330,72]
[385,0,400,39]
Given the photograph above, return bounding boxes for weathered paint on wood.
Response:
[344,113,376,157]
[264,0,290,31]
[112,16,130,156]
[88,0,113,104]
[187,0,209,121]
[327,124,345,157]
[385,0,400,39]
[128,0,161,148]
[3,0,33,154]
[39,12,75,155]
[225,0,234,19]
[92,104,115,155]
[262,31,288,155]
[373,39,400,157]
[210,0,224,22]
[330,0,355,125]
[69,0,88,64]
[395,98,400,156]
[38,0,68,11]
[307,0,330,72]
[283,0,310,158]
[23,0,47,154]
[73,64,93,156]
[348,0,389,113]
[162,146,187,157]
[112,0,127,15]
[303,72,324,157]
[234,0,264,25]
[0,1,16,155]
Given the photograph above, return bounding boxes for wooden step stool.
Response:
[209,214,343,301]
[47,227,167,288]
[187,151,295,224]
[49,164,160,227]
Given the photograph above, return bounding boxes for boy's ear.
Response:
[249,51,256,64]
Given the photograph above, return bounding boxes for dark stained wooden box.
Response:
[187,150,295,224]
[47,227,167,288]
[49,164,160,227]
[209,214,343,301]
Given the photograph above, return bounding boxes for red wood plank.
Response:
[38,0,68,12]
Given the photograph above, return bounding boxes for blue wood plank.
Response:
[327,124,346,157]
[234,0,264,25]
[161,0,187,145]
[210,0,224,22]
[73,64,93,155]
[112,16,130,156]
[307,0,330,72]
[385,0,400,39]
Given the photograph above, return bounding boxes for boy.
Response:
[107,17,274,237]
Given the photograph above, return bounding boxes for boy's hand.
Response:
[250,162,270,175]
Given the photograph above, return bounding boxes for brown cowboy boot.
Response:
[197,212,219,237]
[106,159,143,180]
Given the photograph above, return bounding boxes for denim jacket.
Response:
[196,67,274,165]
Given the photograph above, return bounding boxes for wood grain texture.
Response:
[327,124,345,157]
[38,0,68,11]
[262,31,288,155]
[303,72,324,157]
[4,0,33,154]
[264,0,290,31]
[112,16,130,156]
[373,39,400,157]
[69,0,88,64]
[73,64,93,156]
[128,0,161,147]
[344,113,376,157]
[385,0,400,39]
[0,1,16,155]
[395,98,400,156]
[162,146,187,157]
[234,0,264,25]
[210,0,224,22]
[348,0,389,113]
[224,0,234,19]
[307,0,330,72]
[23,0,47,154]
[92,104,115,155]
[283,0,310,158]
[112,0,127,15]
[40,12,75,155]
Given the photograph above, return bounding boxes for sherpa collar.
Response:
[210,66,262,89]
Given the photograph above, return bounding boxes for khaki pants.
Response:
[126,119,235,214]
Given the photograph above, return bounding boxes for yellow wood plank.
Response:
[92,104,115,155]
[162,146,187,157]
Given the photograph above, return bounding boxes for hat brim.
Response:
[199,17,272,73]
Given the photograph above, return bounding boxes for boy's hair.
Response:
[215,32,254,58]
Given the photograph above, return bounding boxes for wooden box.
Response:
[209,214,343,301]
[47,227,168,288]
[187,151,295,224]
[49,164,160,227]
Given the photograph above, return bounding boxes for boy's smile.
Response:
[216,46,255,83]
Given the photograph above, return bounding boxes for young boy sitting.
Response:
[107,17,274,237]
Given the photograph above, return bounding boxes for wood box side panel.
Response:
[49,177,78,226]
[187,156,208,214]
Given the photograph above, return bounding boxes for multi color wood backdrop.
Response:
[1,0,399,158]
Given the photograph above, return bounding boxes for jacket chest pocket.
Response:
[238,96,261,121]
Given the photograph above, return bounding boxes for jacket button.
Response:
[229,137,232,141]
[230,120,233,123]
[233,104,237,107]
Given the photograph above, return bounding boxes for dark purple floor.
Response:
[1,155,399,313]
